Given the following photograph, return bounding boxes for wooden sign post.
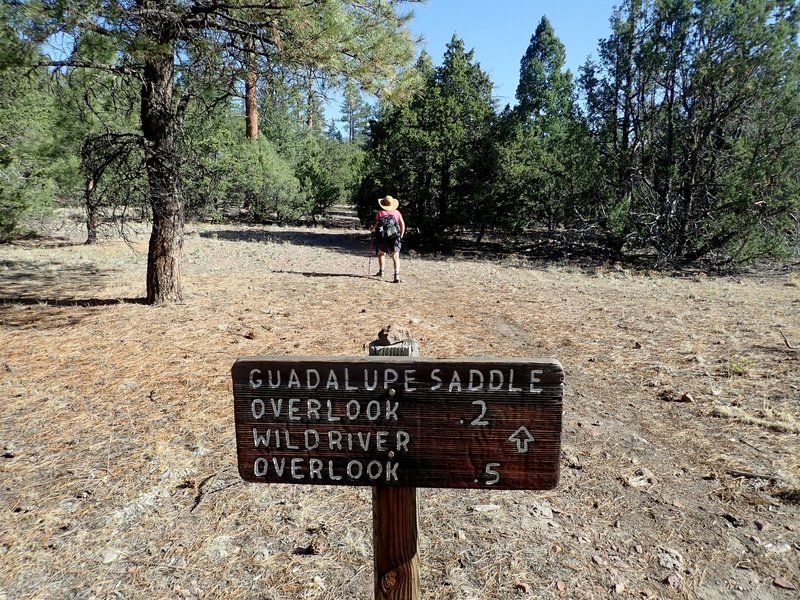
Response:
[232,356,563,597]
[369,340,421,600]
[372,484,419,599]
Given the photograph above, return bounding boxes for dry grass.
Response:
[1,212,799,599]
[712,406,800,434]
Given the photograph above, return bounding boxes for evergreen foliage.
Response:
[359,2,799,265]
[1,1,798,271]
[340,82,373,143]
[356,38,496,245]
[57,29,145,242]
[0,66,63,241]
[580,0,800,265]
[498,16,589,233]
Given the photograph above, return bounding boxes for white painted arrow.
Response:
[509,426,535,453]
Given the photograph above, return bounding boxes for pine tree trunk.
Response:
[245,36,258,140]
[438,159,451,233]
[141,49,184,305]
[85,175,98,245]
[245,72,258,139]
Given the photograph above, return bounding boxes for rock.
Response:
[592,554,607,566]
[578,421,602,438]
[765,542,792,554]
[614,582,626,594]
[659,388,695,403]
[773,577,797,591]
[376,323,412,346]
[664,573,682,589]
[555,580,567,592]
[657,547,684,571]
[529,501,554,519]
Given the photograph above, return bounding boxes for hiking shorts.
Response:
[377,236,402,254]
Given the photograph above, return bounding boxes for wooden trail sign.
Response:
[232,356,563,490]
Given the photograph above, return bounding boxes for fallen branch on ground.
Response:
[779,330,798,349]
[727,469,779,482]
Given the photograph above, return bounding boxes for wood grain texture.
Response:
[232,356,563,490]
[372,486,420,600]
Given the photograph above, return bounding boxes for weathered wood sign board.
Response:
[232,356,563,490]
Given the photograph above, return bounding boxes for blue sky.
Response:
[406,0,621,108]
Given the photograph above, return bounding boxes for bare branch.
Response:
[779,331,798,350]
[35,60,138,77]
[727,469,778,482]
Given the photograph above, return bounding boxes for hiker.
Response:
[372,195,406,283]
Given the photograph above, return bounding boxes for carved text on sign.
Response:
[232,357,563,490]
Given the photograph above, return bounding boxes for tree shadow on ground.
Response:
[198,229,370,257]
[6,231,88,249]
[199,225,629,274]
[427,229,623,267]
[0,259,144,329]
[272,270,373,280]
[199,221,742,275]
[0,296,145,307]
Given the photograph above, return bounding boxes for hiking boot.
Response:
[373,270,384,277]
[393,274,401,283]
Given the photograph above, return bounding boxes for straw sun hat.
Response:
[377,195,399,210]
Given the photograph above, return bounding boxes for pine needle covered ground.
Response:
[1,212,798,599]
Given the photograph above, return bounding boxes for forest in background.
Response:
[1,0,799,300]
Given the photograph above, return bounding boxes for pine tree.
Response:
[499,16,583,232]
[358,38,495,245]
[339,81,372,143]
[432,36,496,233]
[6,0,420,303]
[516,17,572,119]
[0,66,61,241]
[582,0,800,265]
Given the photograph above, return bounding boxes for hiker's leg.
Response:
[391,251,400,282]
[390,237,402,282]
[376,250,386,275]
